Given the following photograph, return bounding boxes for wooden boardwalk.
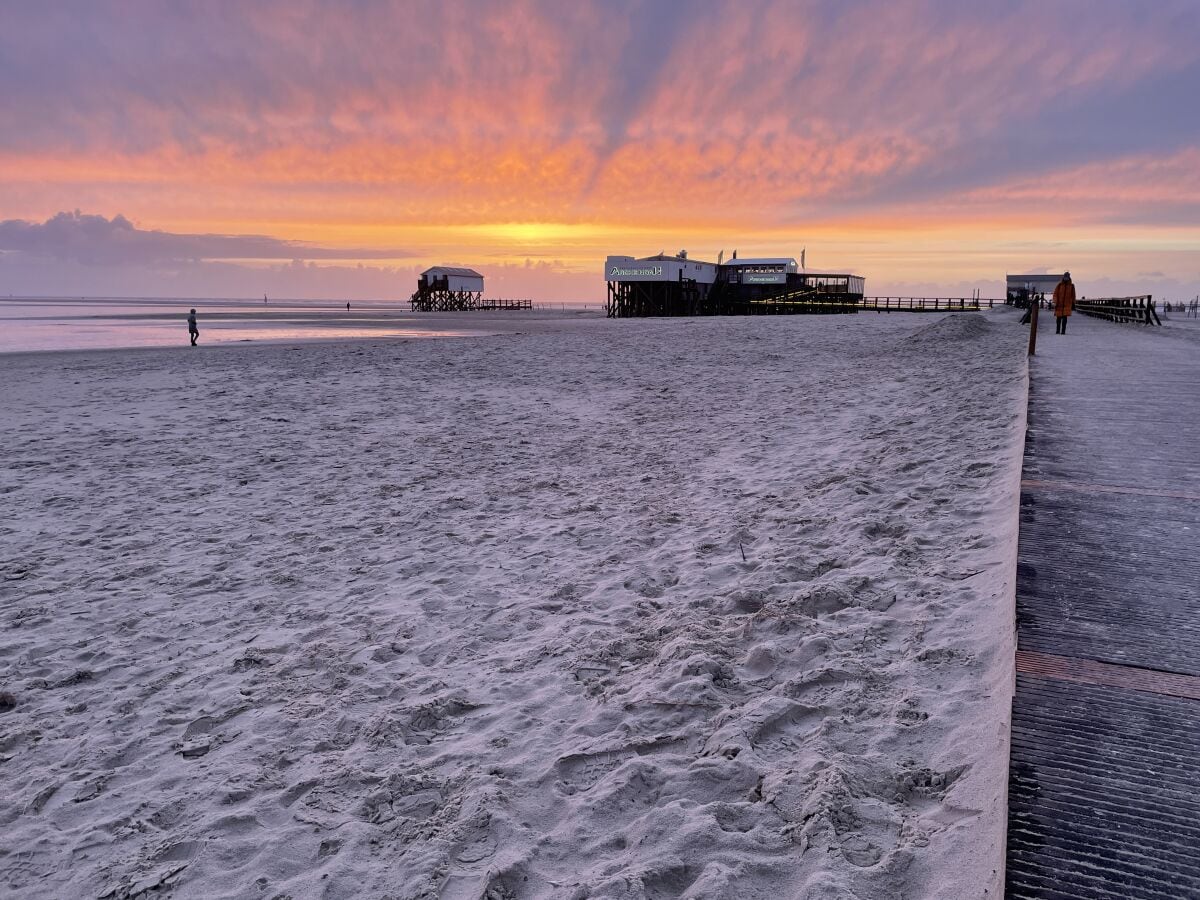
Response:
[1006,315,1200,897]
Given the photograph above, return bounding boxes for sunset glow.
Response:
[2,1,1199,300]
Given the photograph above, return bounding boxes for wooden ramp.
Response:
[1006,315,1200,897]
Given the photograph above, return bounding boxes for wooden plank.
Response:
[1007,314,1200,896]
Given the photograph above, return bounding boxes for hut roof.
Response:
[422,266,484,278]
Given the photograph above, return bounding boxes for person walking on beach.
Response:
[187,308,199,346]
[1053,272,1075,335]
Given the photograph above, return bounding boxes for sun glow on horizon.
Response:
[2,2,1199,301]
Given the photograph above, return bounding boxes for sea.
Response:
[0,297,502,353]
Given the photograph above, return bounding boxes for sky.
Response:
[2,0,1199,302]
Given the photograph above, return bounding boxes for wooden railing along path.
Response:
[858,296,996,312]
[1075,295,1160,326]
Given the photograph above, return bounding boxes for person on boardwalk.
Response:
[1053,272,1075,335]
[187,308,199,346]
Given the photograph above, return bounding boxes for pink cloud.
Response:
[2,1,1199,298]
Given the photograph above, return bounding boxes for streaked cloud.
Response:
[1,0,1198,299]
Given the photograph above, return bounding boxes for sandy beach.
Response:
[1,310,1026,899]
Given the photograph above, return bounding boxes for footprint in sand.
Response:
[703,697,822,760]
[182,705,247,740]
[553,735,688,795]
[479,866,526,900]
[863,520,908,539]
[740,643,779,678]
[742,700,823,754]
[154,840,205,864]
[915,644,976,666]
[640,863,702,899]
[624,572,679,598]
[278,779,319,808]
[573,664,612,683]
[450,817,498,869]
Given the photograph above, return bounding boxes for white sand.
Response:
[0,311,1027,899]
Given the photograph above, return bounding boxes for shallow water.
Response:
[0,297,488,353]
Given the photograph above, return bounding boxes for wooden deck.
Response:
[1006,314,1200,897]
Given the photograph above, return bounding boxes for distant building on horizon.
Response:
[412,266,485,311]
[1007,273,1065,300]
[419,266,484,294]
[410,266,532,312]
[603,251,864,317]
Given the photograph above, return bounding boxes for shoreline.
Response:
[0,330,500,362]
[0,307,609,359]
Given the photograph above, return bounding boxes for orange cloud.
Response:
[3,1,1200,299]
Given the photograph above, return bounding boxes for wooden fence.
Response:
[1075,295,1160,326]
[859,297,998,312]
[410,296,533,311]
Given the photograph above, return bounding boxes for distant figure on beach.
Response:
[1053,273,1075,335]
[187,308,199,346]
[346,302,351,311]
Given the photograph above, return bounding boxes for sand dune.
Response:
[0,311,1026,899]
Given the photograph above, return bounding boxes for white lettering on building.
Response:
[609,265,663,278]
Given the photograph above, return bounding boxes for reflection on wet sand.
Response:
[0,298,601,353]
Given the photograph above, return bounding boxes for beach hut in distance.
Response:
[412,266,484,311]
[410,267,533,311]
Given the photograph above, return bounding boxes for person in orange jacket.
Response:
[1053,272,1076,334]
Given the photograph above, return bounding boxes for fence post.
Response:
[1028,300,1039,355]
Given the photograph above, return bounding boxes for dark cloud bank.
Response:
[0,211,411,266]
